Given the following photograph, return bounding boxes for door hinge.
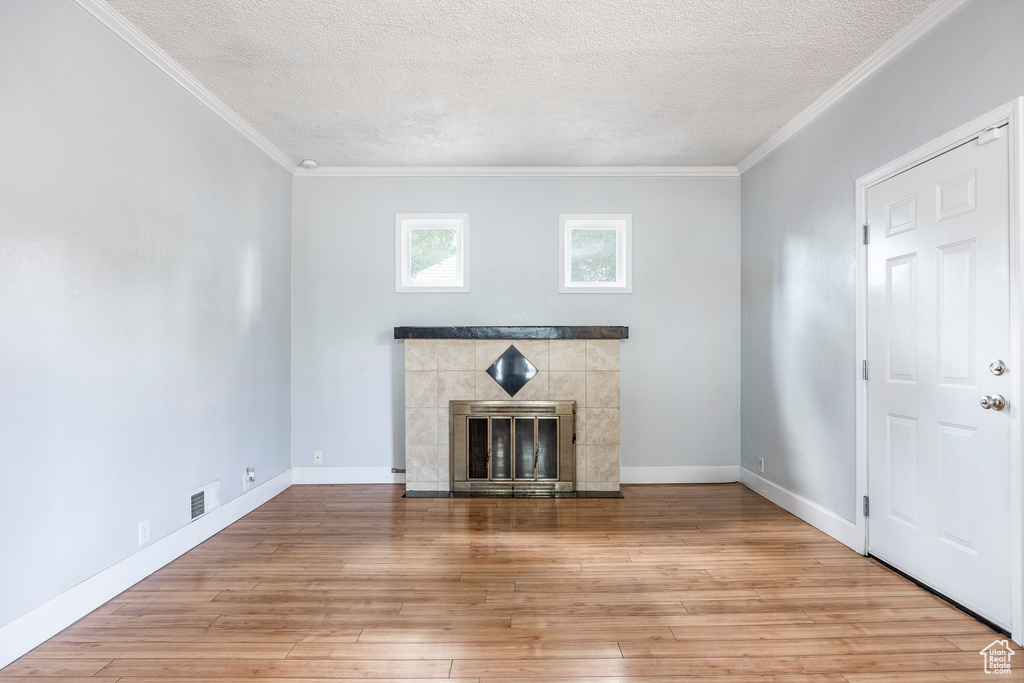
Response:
[863,495,870,518]
[862,360,869,380]
[862,224,869,245]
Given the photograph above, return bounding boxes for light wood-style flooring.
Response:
[1,483,1017,682]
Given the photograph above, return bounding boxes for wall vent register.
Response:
[190,492,205,520]
[188,481,220,522]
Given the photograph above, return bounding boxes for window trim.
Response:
[395,213,470,293]
[558,213,632,293]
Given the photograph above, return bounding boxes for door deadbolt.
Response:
[990,360,1006,376]
[980,394,1007,411]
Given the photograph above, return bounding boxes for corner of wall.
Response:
[739,467,857,550]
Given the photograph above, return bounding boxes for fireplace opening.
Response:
[450,400,576,496]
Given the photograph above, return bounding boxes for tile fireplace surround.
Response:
[396,326,628,495]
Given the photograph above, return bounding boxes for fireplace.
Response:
[395,326,627,497]
[450,400,576,496]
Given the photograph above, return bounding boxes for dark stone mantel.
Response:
[394,326,628,340]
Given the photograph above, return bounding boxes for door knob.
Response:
[990,360,1006,376]
[980,394,1007,411]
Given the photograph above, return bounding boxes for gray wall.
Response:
[292,176,740,471]
[0,0,292,628]
[740,0,1024,521]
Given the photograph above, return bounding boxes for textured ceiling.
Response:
[107,0,935,167]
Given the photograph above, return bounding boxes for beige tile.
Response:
[405,408,437,446]
[514,340,549,371]
[438,371,476,406]
[588,408,620,445]
[512,371,549,401]
[586,371,620,408]
[405,371,438,407]
[587,480,620,492]
[548,371,586,403]
[575,408,586,446]
[405,340,438,371]
[476,340,512,371]
[437,445,451,488]
[586,340,619,371]
[575,479,588,492]
[588,445,620,482]
[438,340,476,371]
[575,445,587,484]
[476,371,509,400]
[437,409,450,445]
[405,481,439,493]
[549,340,587,371]
[405,445,438,482]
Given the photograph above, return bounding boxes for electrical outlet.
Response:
[758,457,765,473]
[138,519,150,546]
[243,467,256,491]
[314,450,323,465]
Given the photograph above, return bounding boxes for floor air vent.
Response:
[188,481,220,522]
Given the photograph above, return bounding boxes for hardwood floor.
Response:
[2,483,1016,681]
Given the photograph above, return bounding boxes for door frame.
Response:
[855,97,1024,641]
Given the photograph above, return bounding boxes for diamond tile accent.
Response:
[486,345,538,397]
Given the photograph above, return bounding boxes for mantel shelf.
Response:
[394,326,628,340]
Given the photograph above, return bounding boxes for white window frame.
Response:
[395,213,469,293]
[559,214,632,293]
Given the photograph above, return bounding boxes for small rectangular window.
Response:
[559,214,632,293]
[395,213,469,292]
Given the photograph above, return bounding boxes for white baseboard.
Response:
[0,468,293,669]
[620,465,741,484]
[291,466,406,484]
[739,467,858,550]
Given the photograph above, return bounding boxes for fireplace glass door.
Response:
[467,416,558,481]
[451,400,575,495]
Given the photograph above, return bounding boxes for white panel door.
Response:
[867,129,1012,628]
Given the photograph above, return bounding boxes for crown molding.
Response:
[294,166,739,178]
[75,0,966,179]
[737,0,970,175]
[72,0,296,173]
